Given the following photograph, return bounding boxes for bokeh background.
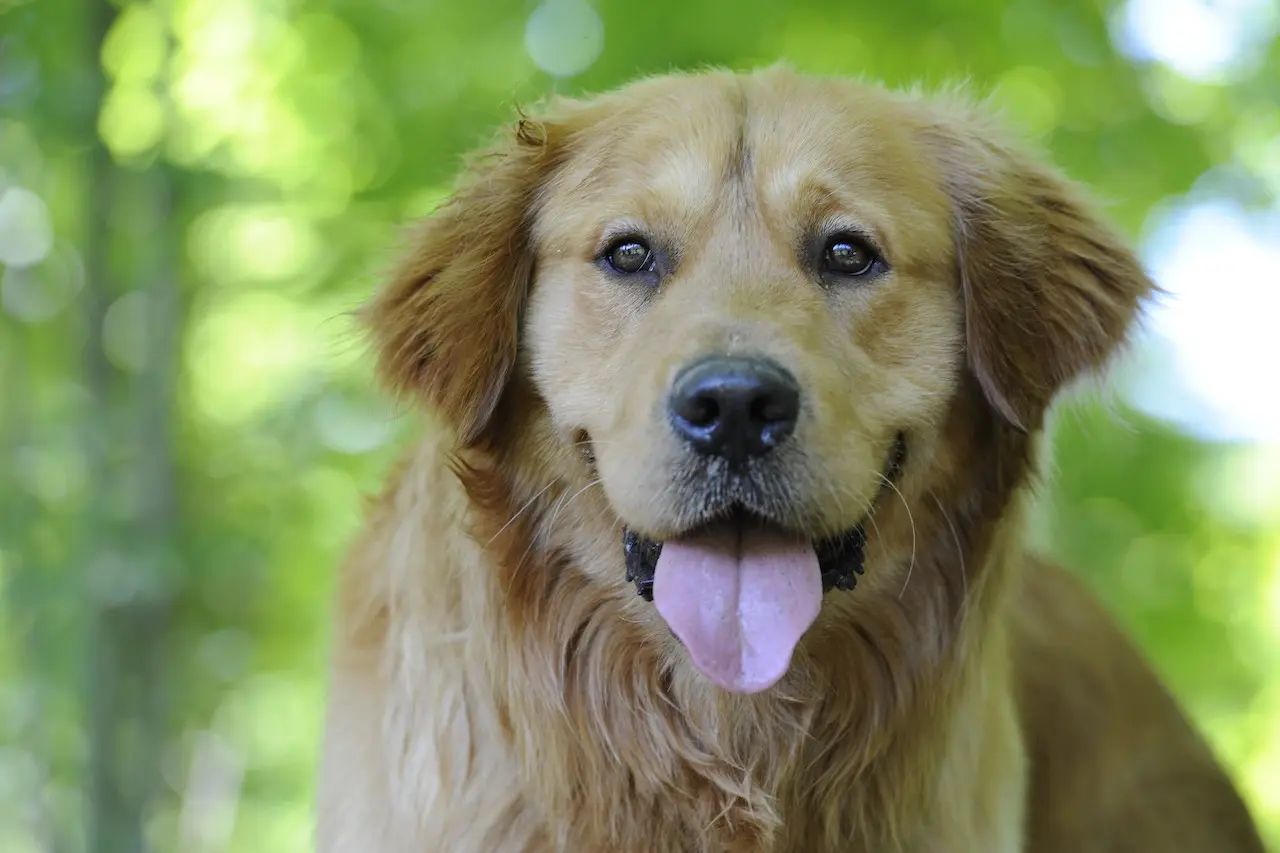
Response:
[2,0,1279,849]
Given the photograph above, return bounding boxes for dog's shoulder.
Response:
[321,431,549,851]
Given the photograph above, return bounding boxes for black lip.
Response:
[623,432,908,601]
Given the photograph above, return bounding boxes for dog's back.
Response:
[1014,559,1264,852]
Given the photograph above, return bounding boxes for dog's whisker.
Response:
[865,509,884,555]
[488,478,559,546]
[874,470,916,600]
[570,437,625,449]
[504,538,540,601]
[501,481,601,601]
[544,477,604,540]
[505,481,597,601]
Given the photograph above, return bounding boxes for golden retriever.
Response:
[317,67,1266,852]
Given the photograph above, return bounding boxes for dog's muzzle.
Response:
[623,432,908,601]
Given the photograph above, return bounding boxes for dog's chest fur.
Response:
[423,656,1026,853]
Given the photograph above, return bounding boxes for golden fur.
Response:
[316,67,1265,852]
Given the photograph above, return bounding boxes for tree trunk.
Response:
[80,0,183,849]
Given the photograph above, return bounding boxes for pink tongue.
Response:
[653,524,822,693]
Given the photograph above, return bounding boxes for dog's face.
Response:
[369,68,1152,693]
[526,74,959,544]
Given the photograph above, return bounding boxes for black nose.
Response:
[668,356,800,464]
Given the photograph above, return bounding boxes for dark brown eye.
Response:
[605,238,654,275]
[821,233,878,277]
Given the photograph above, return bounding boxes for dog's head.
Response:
[368,69,1153,693]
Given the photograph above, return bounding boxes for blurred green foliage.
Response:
[1,0,1277,850]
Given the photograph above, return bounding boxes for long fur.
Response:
[317,67,1264,852]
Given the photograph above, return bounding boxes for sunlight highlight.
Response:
[1115,0,1277,81]
[1129,201,1280,444]
[0,186,52,268]
[525,0,604,78]
[188,204,322,286]
[187,292,327,425]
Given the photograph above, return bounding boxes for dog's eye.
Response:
[604,238,655,275]
[821,234,878,277]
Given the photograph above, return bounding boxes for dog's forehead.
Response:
[538,73,951,257]
[539,76,745,227]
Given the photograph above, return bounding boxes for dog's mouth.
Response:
[620,432,907,694]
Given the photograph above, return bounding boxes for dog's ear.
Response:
[364,116,561,446]
[921,104,1157,431]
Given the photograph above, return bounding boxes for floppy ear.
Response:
[922,106,1157,431]
[364,116,560,446]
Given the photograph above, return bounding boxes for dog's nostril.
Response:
[752,394,790,425]
[686,396,720,428]
[669,356,800,464]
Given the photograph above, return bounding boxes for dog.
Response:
[316,66,1266,852]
